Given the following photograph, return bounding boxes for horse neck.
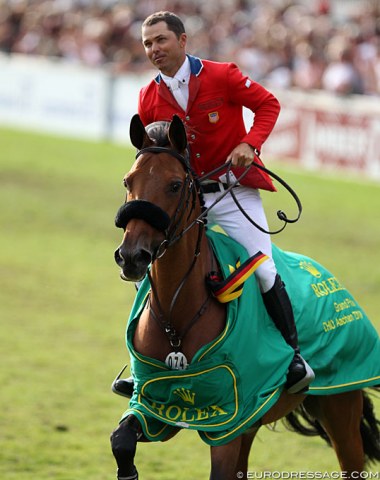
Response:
[149,224,212,320]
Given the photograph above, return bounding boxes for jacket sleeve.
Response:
[226,63,280,152]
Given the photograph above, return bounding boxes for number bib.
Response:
[165,352,188,370]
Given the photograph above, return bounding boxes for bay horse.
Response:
[111,114,380,479]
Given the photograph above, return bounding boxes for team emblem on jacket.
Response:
[208,112,219,123]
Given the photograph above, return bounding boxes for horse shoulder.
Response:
[133,309,171,362]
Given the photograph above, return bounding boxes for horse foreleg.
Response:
[210,436,242,480]
[110,415,142,480]
[236,427,259,477]
[307,391,365,474]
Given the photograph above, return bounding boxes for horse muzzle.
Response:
[114,200,171,281]
[114,246,152,282]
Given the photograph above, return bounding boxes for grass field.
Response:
[0,126,379,479]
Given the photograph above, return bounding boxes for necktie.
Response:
[169,78,187,111]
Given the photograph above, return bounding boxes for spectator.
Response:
[322,38,364,95]
[0,0,379,95]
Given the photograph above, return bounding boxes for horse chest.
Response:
[133,309,172,361]
[132,302,226,364]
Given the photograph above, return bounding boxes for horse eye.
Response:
[169,181,182,193]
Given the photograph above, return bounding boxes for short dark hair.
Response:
[142,11,185,39]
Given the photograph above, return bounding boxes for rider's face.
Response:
[142,22,187,77]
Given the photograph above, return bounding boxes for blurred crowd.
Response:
[1,0,380,95]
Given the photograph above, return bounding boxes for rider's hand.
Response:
[226,143,257,167]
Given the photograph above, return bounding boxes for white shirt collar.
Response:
[161,56,191,87]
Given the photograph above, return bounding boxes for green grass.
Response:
[0,127,379,479]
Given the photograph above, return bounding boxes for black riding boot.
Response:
[112,376,134,398]
[111,364,134,398]
[262,274,315,393]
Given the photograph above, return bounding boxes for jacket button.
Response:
[196,153,201,158]
[186,116,190,121]
[191,134,195,140]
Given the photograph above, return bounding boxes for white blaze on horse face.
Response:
[131,155,186,213]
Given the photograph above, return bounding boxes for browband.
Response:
[136,147,190,171]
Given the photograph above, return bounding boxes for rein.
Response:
[198,159,303,235]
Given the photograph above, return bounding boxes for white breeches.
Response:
[203,185,278,293]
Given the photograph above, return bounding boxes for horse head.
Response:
[114,114,199,282]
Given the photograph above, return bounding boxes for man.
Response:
[114,11,314,395]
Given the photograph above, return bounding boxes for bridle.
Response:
[115,146,204,261]
[126,146,210,358]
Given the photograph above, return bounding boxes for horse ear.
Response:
[168,115,188,153]
[130,114,152,149]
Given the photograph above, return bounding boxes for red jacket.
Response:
[138,55,280,191]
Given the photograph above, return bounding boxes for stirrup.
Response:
[286,354,315,394]
[111,364,134,398]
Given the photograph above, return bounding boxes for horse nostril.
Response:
[136,249,152,266]
[114,248,124,266]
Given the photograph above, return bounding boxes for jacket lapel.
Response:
[156,55,202,113]
[187,74,200,112]
[158,81,181,110]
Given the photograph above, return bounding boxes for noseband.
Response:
[115,200,170,232]
[115,146,201,260]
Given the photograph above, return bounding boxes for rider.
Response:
[114,11,314,395]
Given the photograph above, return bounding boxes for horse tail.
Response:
[360,387,380,463]
[284,388,380,464]
[283,402,331,445]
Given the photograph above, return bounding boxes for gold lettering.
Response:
[326,278,339,293]
[195,408,209,421]
[352,310,363,320]
[311,284,322,297]
[181,407,196,422]
[323,320,336,332]
[151,402,165,416]
[311,277,346,298]
[336,314,354,326]
[150,402,229,423]
[334,298,356,312]
[318,282,330,296]
[209,405,228,417]
[166,405,181,421]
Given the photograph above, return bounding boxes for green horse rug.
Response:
[120,226,380,446]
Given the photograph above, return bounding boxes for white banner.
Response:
[0,55,109,139]
[0,55,379,180]
[110,71,154,144]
